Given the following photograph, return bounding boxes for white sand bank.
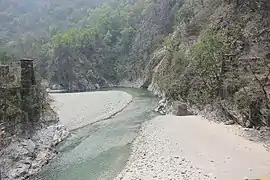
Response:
[50,91,132,130]
[115,115,270,180]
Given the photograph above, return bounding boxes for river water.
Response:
[36,88,159,180]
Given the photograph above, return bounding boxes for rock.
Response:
[158,98,166,105]
[21,140,36,153]
[245,120,253,128]
[225,120,235,125]
[31,149,52,171]
[33,124,69,147]
[80,78,89,89]
[1,123,69,180]
[154,98,168,115]
[147,82,165,97]
[51,84,63,90]
[235,40,245,52]
[6,139,36,161]
[52,125,70,146]
[95,83,100,89]
[171,102,191,116]
[205,104,214,112]
[154,105,163,113]
[8,163,31,179]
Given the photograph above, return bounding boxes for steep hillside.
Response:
[37,0,181,90]
[149,0,270,128]
[2,0,270,127]
[0,0,102,43]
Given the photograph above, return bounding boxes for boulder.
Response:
[158,98,166,105]
[21,140,36,157]
[224,120,235,125]
[154,98,167,115]
[245,120,253,128]
[53,125,70,146]
[51,84,62,90]
[8,163,30,179]
[171,102,191,116]
[95,83,100,89]
[30,149,54,172]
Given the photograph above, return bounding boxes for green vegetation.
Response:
[0,52,12,65]
[1,0,270,127]
[0,0,102,43]
[2,0,178,86]
[188,31,228,104]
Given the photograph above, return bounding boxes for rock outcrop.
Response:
[154,98,192,116]
[0,122,69,180]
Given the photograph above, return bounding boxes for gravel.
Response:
[115,115,270,180]
[50,91,133,130]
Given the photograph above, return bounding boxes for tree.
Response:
[190,30,228,103]
[0,52,12,65]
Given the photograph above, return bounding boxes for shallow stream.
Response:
[37,88,159,180]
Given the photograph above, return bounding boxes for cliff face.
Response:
[145,0,270,128]
[46,47,112,91]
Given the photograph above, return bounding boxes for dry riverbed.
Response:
[1,90,133,180]
[50,91,133,130]
[115,115,270,180]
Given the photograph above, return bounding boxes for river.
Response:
[36,88,159,180]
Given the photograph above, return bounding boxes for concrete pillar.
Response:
[20,58,35,94]
[20,59,35,136]
[0,65,9,126]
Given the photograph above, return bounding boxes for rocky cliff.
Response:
[145,0,270,128]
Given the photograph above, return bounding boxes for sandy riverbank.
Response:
[50,91,132,130]
[115,115,270,180]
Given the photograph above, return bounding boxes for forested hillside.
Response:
[0,0,102,43]
[1,0,270,127]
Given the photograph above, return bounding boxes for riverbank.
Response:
[50,91,133,130]
[0,110,69,180]
[115,115,270,180]
[1,90,133,180]
[36,88,159,180]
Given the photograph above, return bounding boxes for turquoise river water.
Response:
[36,88,159,180]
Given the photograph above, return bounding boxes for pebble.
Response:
[114,121,216,180]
